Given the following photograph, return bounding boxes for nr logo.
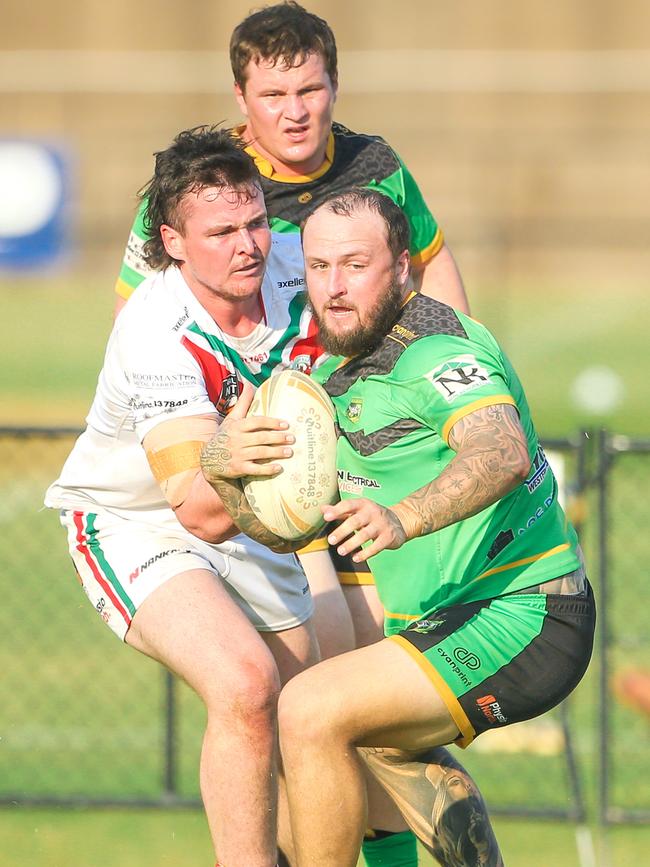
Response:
[453,647,481,669]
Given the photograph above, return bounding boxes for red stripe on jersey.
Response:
[181,335,231,406]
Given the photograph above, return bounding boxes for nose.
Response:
[236,227,256,255]
[325,268,346,299]
[284,94,308,122]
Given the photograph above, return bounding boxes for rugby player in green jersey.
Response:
[266,188,596,866]
[115,2,468,317]
[116,5,473,865]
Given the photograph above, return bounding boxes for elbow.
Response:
[175,510,238,545]
[513,450,532,487]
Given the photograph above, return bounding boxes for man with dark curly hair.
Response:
[47,126,326,867]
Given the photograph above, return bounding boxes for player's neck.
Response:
[242,125,328,178]
[206,294,265,338]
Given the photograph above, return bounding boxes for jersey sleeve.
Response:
[397,337,517,445]
[116,324,217,441]
[114,198,155,301]
[371,150,443,267]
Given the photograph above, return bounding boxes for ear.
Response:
[234,81,248,117]
[160,224,186,263]
[396,249,411,286]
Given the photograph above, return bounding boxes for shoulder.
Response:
[263,232,307,301]
[115,268,190,346]
[331,122,401,175]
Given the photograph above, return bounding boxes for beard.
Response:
[311,277,406,357]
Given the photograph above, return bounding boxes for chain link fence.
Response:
[1,427,648,827]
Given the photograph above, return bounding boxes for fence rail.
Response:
[1,426,648,828]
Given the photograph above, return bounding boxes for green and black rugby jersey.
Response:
[312,293,581,636]
[115,123,442,300]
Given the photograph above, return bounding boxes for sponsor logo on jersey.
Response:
[172,308,190,332]
[337,470,381,495]
[345,398,363,423]
[453,647,481,670]
[240,351,270,365]
[290,353,312,373]
[487,529,515,560]
[215,374,241,416]
[426,354,491,402]
[123,230,149,276]
[408,618,445,634]
[390,323,418,342]
[476,694,508,724]
[277,277,305,289]
[518,495,555,534]
[525,446,549,493]
[129,372,199,389]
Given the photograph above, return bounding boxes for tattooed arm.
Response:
[199,394,319,554]
[324,403,531,562]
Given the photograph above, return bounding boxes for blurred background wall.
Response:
[2,0,649,290]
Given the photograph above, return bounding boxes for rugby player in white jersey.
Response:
[46,126,328,867]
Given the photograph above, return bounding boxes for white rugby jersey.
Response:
[46,234,325,514]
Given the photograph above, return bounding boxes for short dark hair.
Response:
[140,125,261,270]
[302,188,411,262]
[230,1,338,91]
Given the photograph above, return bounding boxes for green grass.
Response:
[1,272,649,865]
[3,809,650,866]
[0,274,647,434]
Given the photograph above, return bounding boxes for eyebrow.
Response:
[206,211,268,232]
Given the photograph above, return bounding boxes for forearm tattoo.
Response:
[395,404,529,539]
[204,474,307,554]
[200,432,233,482]
[200,440,307,553]
[361,746,504,867]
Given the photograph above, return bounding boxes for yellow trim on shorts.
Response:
[389,634,476,748]
[297,535,330,555]
[115,277,134,300]
[474,543,571,582]
[146,441,204,483]
[337,571,376,586]
[441,396,517,444]
[411,228,444,268]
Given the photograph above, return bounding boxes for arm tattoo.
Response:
[361,746,504,867]
[200,444,312,553]
[200,432,233,480]
[395,404,530,540]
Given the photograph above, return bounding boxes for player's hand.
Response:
[322,498,407,563]
[200,382,294,481]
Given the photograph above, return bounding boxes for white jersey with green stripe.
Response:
[313,293,581,634]
[46,233,325,516]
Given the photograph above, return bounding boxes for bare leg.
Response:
[127,569,281,867]
[279,638,504,867]
[362,747,503,867]
[305,559,501,858]
[261,618,321,867]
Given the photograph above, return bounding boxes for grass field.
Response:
[0,274,646,435]
[3,808,650,867]
[1,273,649,866]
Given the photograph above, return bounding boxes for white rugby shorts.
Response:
[60,507,313,641]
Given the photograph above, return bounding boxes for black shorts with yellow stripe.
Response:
[298,526,375,586]
[391,579,596,747]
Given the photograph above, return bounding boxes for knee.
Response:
[205,655,281,733]
[278,671,344,752]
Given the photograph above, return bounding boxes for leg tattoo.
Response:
[360,746,504,867]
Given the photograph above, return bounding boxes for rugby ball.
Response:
[243,370,338,540]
